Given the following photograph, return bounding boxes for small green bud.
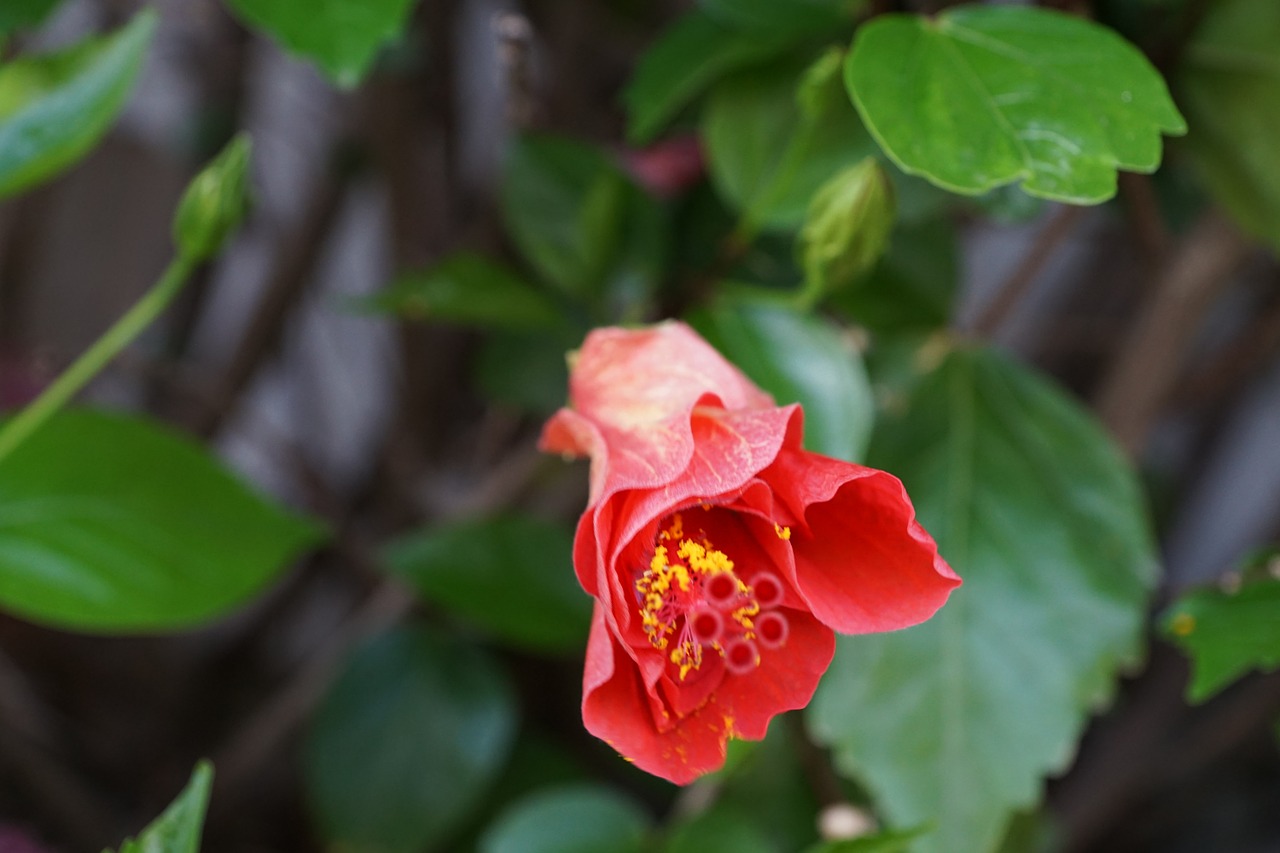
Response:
[798,157,895,300]
[173,133,252,261]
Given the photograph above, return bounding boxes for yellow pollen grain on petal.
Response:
[774,523,791,540]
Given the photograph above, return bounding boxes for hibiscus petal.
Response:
[767,449,960,633]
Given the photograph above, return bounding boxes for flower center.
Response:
[635,513,790,681]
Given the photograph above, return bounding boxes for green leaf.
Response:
[383,514,591,655]
[306,626,519,853]
[1162,551,1280,702]
[223,0,415,87]
[0,0,64,37]
[1177,0,1280,250]
[474,327,579,415]
[173,134,252,262]
[363,253,566,331]
[0,409,323,632]
[798,157,895,300]
[501,134,665,314]
[804,825,932,853]
[664,804,777,853]
[704,50,874,233]
[0,9,156,198]
[111,762,213,853]
[624,10,798,145]
[845,6,1186,203]
[479,786,651,853]
[689,300,874,463]
[809,346,1157,853]
[830,217,958,333]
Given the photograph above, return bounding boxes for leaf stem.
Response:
[0,252,198,464]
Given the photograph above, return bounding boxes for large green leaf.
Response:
[845,6,1185,203]
[0,9,155,198]
[704,50,873,233]
[664,804,776,853]
[0,409,323,632]
[688,301,874,463]
[0,0,64,37]
[1178,0,1280,250]
[478,786,651,853]
[306,626,519,852]
[111,762,213,853]
[363,253,565,332]
[383,514,591,655]
[809,347,1157,853]
[501,134,664,316]
[1162,551,1280,702]
[223,0,415,86]
[830,217,958,333]
[623,10,799,145]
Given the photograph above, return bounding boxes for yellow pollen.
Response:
[774,523,791,540]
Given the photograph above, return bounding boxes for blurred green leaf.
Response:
[1178,0,1280,250]
[111,762,213,853]
[306,626,519,853]
[0,9,155,198]
[846,6,1185,203]
[502,134,664,315]
[0,409,323,632]
[699,0,862,34]
[831,217,958,333]
[804,825,931,853]
[798,157,895,300]
[474,327,578,415]
[173,134,252,262]
[713,720,821,851]
[690,300,874,463]
[479,786,651,853]
[1162,550,1280,702]
[223,0,415,87]
[810,347,1157,853]
[384,514,591,655]
[364,253,565,331]
[0,0,64,37]
[704,50,872,233]
[624,10,798,145]
[664,804,777,853]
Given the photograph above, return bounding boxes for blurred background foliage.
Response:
[0,0,1279,851]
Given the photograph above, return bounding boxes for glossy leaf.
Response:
[0,0,64,37]
[173,134,253,262]
[1178,0,1280,250]
[364,253,565,332]
[0,409,323,632]
[111,762,213,853]
[624,10,797,145]
[502,134,664,313]
[384,514,591,655]
[664,805,776,853]
[809,347,1157,853]
[306,626,519,852]
[846,6,1186,203]
[689,300,874,463]
[798,157,895,300]
[1162,553,1280,702]
[223,0,415,86]
[704,50,873,232]
[0,10,156,198]
[478,786,651,853]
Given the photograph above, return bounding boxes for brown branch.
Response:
[970,204,1088,338]
[1095,210,1255,454]
[1173,285,1280,408]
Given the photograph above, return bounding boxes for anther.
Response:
[749,572,784,609]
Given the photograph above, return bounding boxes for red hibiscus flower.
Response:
[540,321,959,784]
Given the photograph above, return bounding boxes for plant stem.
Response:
[0,252,198,464]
